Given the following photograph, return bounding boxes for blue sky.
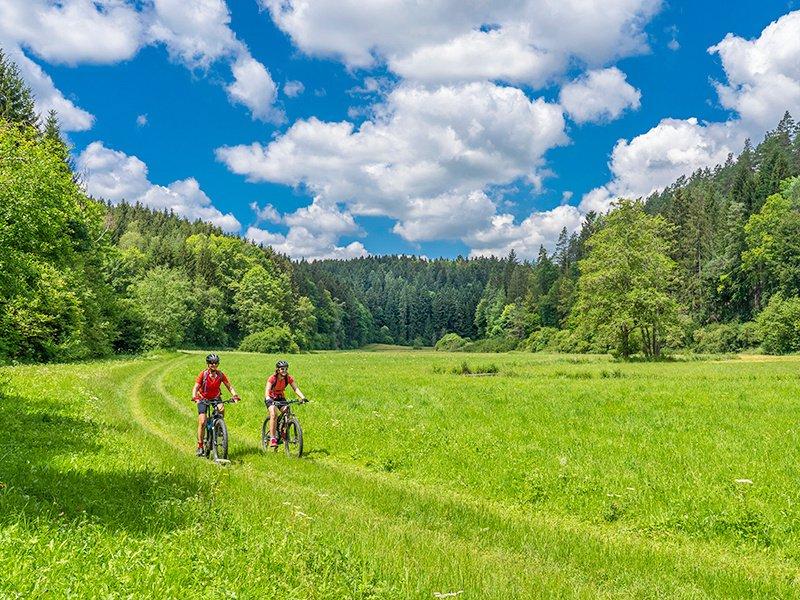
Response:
[2,1,799,259]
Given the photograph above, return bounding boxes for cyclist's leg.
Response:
[268,403,278,438]
[197,401,208,446]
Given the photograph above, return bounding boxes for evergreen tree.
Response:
[0,49,37,128]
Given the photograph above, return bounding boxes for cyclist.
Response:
[265,360,306,448]
[192,353,239,456]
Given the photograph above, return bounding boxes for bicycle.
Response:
[201,398,236,463]
[261,399,307,458]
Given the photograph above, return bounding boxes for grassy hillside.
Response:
[3,351,800,597]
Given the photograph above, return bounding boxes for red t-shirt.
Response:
[267,374,294,399]
[195,369,229,399]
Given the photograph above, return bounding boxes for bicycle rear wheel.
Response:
[212,418,228,460]
[284,417,303,458]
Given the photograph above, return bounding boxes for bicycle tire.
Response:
[284,417,303,458]
[213,418,228,461]
[260,417,270,451]
[203,422,213,458]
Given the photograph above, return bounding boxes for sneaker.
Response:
[196,446,204,457]
[269,437,279,448]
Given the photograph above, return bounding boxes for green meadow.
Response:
[4,350,800,598]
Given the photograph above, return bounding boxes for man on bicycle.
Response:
[192,353,239,456]
[265,360,306,448]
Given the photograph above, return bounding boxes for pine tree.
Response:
[0,49,38,128]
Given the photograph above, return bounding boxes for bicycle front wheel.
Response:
[213,418,228,460]
[284,417,303,458]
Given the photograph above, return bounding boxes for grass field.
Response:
[4,350,800,598]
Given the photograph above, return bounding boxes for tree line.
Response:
[4,47,800,362]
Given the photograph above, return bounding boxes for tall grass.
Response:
[3,351,800,597]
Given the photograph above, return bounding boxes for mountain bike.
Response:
[261,399,307,458]
[202,398,236,463]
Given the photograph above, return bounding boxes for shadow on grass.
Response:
[1,394,204,535]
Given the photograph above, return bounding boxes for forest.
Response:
[3,48,800,363]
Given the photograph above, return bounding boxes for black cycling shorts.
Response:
[265,397,286,408]
[198,397,222,415]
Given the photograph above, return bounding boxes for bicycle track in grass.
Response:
[130,354,799,597]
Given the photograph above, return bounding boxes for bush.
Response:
[239,326,300,354]
[693,322,761,353]
[434,332,468,351]
[757,294,800,354]
[461,336,519,353]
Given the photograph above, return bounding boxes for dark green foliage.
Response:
[239,326,300,354]
[756,294,800,354]
[434,332,468,351]
[0,49,37,128]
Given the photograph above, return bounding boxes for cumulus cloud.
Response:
[250,202,282,224]
[580,118,738,213]
[709,10,800,136]
[0,0,143,65]
[246,200,367,259]
[560,67,641,124]
[581,11,800,214]
[226,51,280,122]
[284,80,305,97]
[2,45,95,131]
[261,0,662,86]
[0,0,279,127]
[77,141,241,232]
[218,81,569,257]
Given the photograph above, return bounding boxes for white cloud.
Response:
[3,45,95,131]
[284,80,305,97]
[0,0,279,127]
[218,81,569,257]
[250,202,282,224]
[0,0,143,66]
[390,25,563,87]
[580,118,738,213]
[261,0,662,85]
[246,199,366,259]
[709,10,800,135]
[226,51,280,122]
[136,114,148,127]
[559,67,641,124]
[77,141,241,232]
[465,204,583,258]
[581,12,800,215]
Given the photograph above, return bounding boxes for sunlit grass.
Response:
[3,350,800,597]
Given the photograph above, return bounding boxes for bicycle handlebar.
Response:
[268,398,309,405]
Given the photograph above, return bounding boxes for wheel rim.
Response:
[213,420,227,460]
[284,418,302,458]
[261,418,269,451]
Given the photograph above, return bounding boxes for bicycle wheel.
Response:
[260,417,270,451]
[284,417,303,458]
[203,423,213,458]
[212,418,228,460]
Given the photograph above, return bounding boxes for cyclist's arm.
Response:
[264,379,273,399]
[191,382,201,401]
[222,375,238,399]
[290,381,306,401]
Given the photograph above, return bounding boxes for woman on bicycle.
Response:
[192,353,239,456]
[265,360,306,448]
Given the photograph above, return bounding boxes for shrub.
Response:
[461,336,519,353]
[757,294,800,354]
[239,326,300,354]
[434,332,468,351]
[693,322,762,353]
